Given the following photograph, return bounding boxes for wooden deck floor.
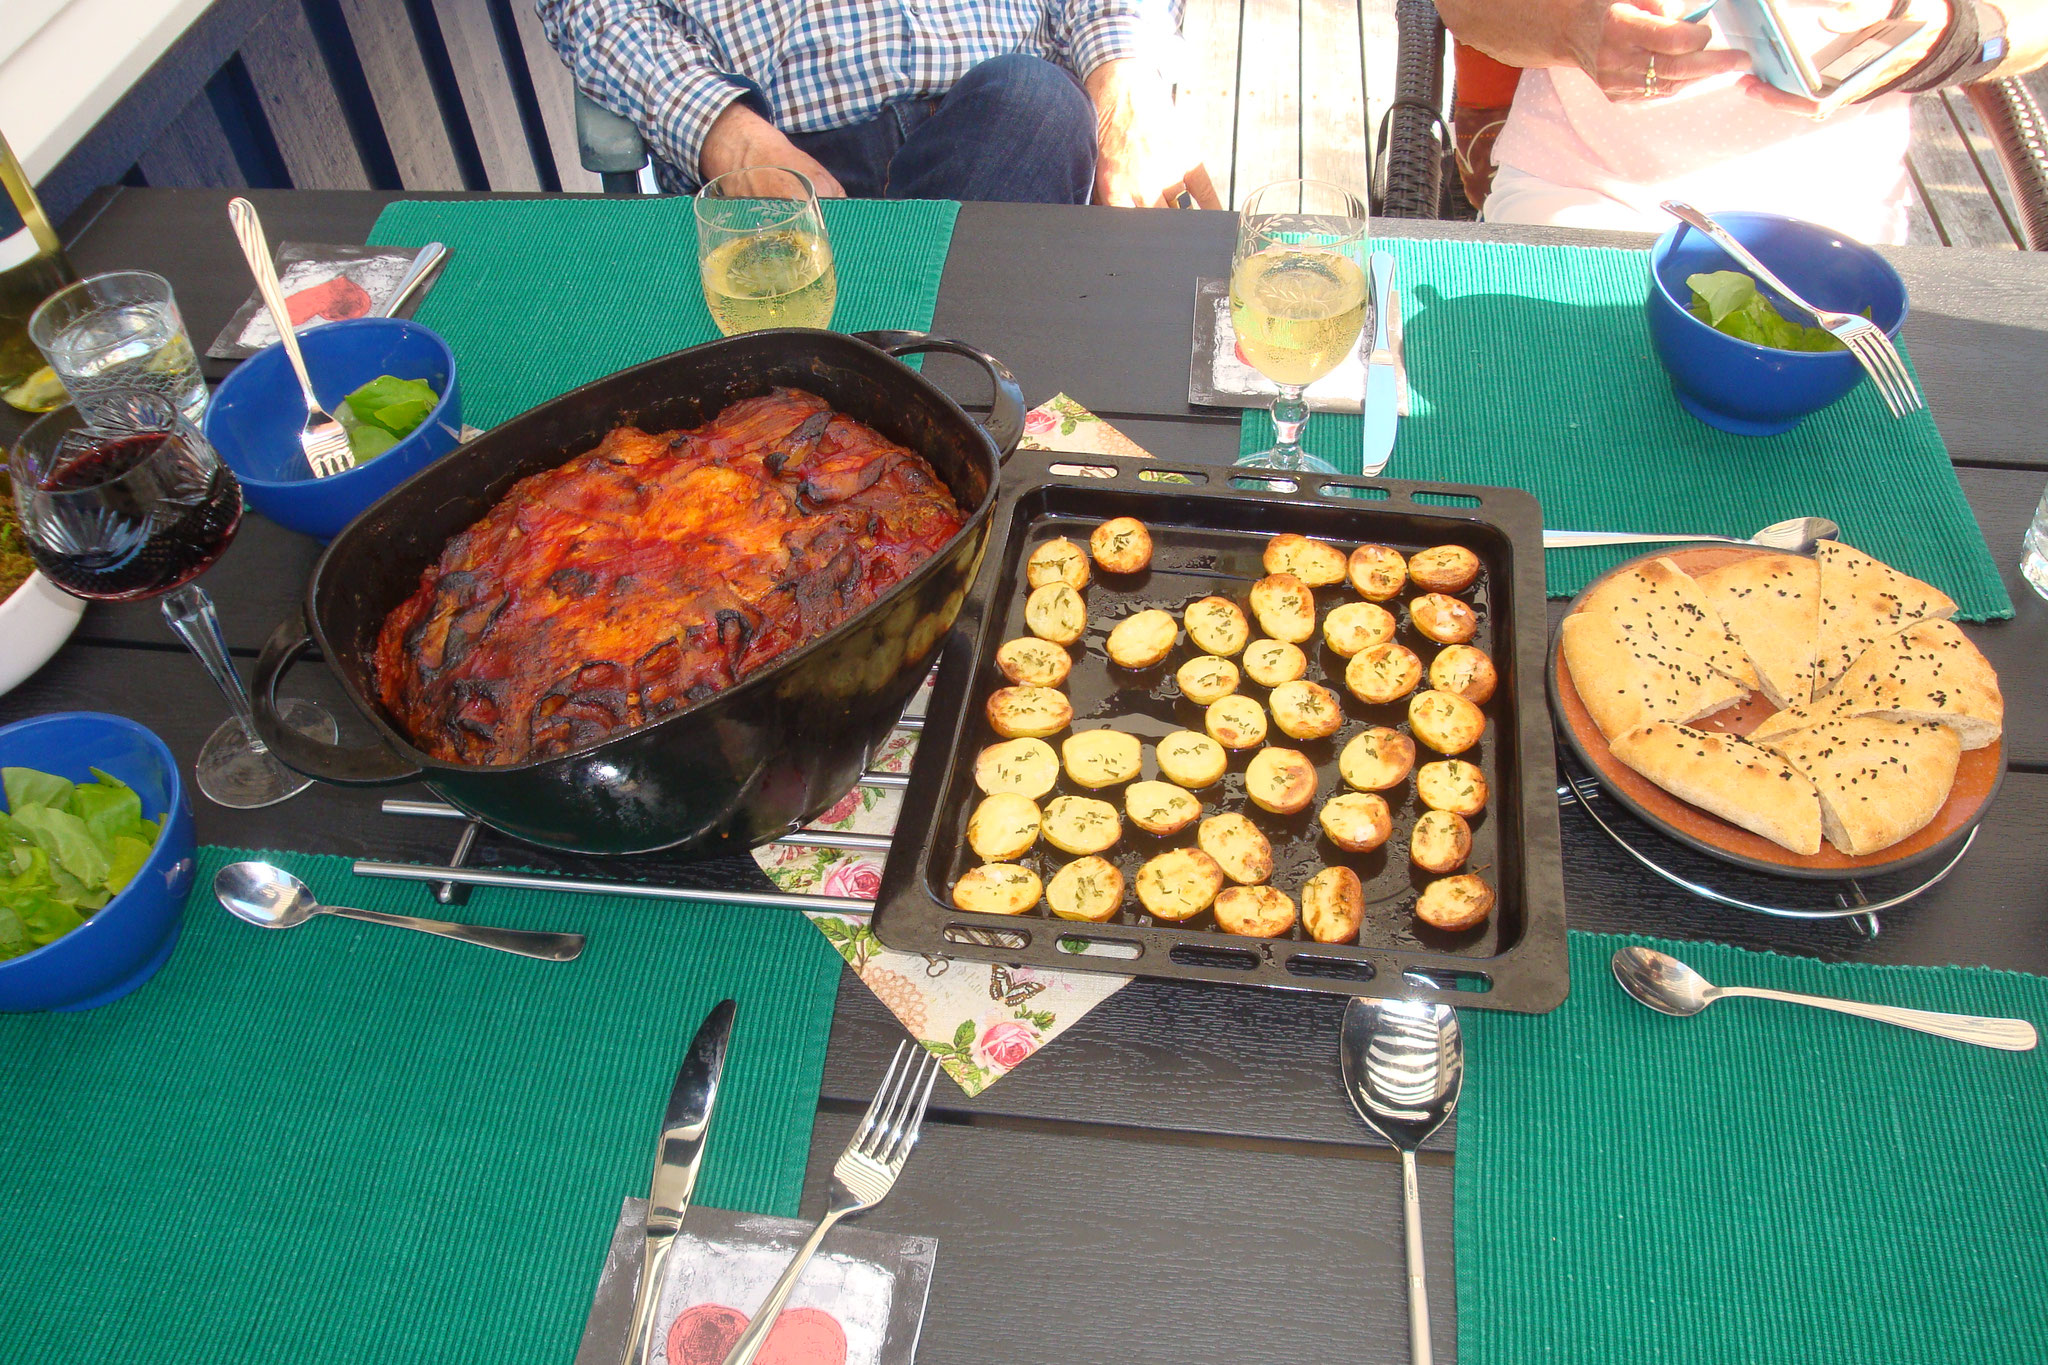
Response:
[1182,0,2043,249]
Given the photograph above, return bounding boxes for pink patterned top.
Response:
[1492,68,1914,243]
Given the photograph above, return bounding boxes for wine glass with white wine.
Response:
[1231,179,1370,474]
[694,167,837,335]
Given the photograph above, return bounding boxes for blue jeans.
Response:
[788,54,1096,203]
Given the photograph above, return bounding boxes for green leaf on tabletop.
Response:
[4,767,73,813]
[952,1018,977,1050]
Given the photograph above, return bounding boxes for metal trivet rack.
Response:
[1555,745,1976,937]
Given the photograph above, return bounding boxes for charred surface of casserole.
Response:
[373,387,965,765]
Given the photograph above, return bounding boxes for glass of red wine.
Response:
[8,392,335,808]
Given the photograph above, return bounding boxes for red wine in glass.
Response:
[30,429,242,600]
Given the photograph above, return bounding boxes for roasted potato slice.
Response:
[1176,654,1240,705]
[1301,866,1365,943]
[1184,596,1250,656]
[1155,730,1229,788]
[1042,794,1123,854]
[967,793,1041,861]
[1344,643,1423,704]
[1269,680,1344,740]
[1324,601,1397,657]
[1249,573,1317,644]
[1046,856,1125,922]
[1063,729,1142,788]
[1106,608,1179,669]
[1242,638,1308,687]
[1409,544,1482,593]
[1416,873,1494,931]
[1026,536,1090,590]
[1214,884,1298,937]
[1135,847,1225,920]
[1410,593,1478,645]
[952,863,1042,915]
[1246,747,1318,814]
[1090,517,1153,574]
[975,737,1061,798]
[1263,533,1347,587]
[1416,759,1488,816]
[1410,808,1473,873]
[1205,694,1268,750]
[986,685,1072,739]
[1126,780,1202,836]
[1319,792,1393,852]
[1024,582,1087,645]
[1427,644,1497,705]
[996,636,1072,688]
[1198,812,1274,885]
[1408,689,1485,755]
[1338,726,1416,791]
[1347,544,1408,602]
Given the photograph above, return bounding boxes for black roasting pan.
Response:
[250,329,1020,857]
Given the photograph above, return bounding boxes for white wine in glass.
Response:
[1231,180,1370,475]
[695,168,837,335]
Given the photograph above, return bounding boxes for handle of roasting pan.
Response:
[252,608,425,786]
[855,329,1025,462]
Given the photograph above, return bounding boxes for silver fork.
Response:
[226,197,356,477]
[1662,200,1923,420]
[717,1043,940,1365]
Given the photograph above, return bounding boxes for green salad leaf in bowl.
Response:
[0,765,162,960]
[336,374,441,463]
[1686,271,1861,353]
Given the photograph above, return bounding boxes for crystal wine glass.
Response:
[9,392,335,808]
[1231,179,1371,475]
[694,167,838,335]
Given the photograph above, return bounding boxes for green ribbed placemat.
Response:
[0,846,842,1364]
[368,196,960,429]
[1458,931,2048,1364]
[1239,238,2011,620]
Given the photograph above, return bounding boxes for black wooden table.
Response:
[10,188,2048,1365]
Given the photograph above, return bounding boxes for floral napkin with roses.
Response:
[749,397,1149,1096]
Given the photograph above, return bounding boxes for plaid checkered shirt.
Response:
[537,0,1182,185]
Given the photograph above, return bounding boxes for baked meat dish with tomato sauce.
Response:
[373,387,965,765]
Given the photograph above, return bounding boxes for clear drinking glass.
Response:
[10,394,334,808]
[1231,179,1371,475]
[28,270,207,425]
[694,168,838,335]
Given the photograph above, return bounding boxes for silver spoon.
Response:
[226,197,355,478]
[1612,947,2035,1051]
[214,860,584,961]
[1543,515,1838,554]
[1342,998,1464,1365]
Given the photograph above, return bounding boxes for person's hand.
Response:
[1439,0,1746,99]
[700,102,847,196]
[1084,59,1218,207]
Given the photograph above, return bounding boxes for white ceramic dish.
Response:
[0,570,84,696]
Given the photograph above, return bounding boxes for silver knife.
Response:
[372,241,448,318]
[1390,283,1410,419]
[1362,252,1400,476]
[622,999,737,1365]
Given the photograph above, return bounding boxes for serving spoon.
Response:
[1612,947,2035,1051]
[1341,998,1464,1365]
[1542,515,1838,554]
[214,860,584,961]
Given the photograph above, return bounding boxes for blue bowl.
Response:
[0,712,196,1011]
[203,317,461,540]
[1646,211,1907,436]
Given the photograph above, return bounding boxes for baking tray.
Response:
[872,453,1569,1012]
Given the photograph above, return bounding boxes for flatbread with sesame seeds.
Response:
[1610,722,1824,855]
[1754,716,1962,856]
[1693,553,1820,709]
[1748,618,2002,750]
[1812,540,1955,697]
[1560,611,1748,742]
[1577,556,1759,689]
